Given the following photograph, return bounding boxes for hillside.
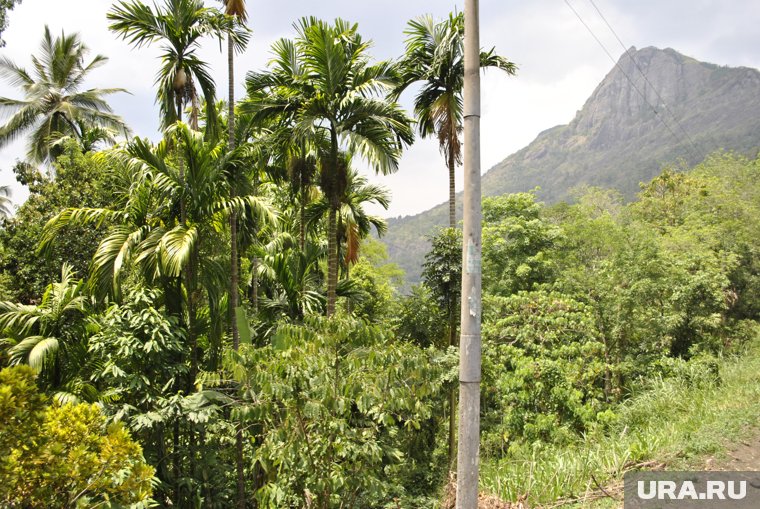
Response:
[384,46,760,284]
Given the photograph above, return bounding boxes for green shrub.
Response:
[0,365,155,508]
[482,290,609,453]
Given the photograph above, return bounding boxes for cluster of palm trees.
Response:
[0,1,515,504]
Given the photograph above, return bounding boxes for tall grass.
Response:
[480,336,760,506]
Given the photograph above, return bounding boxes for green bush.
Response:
[0,365,155,508]
[482,290,609,453]
[221,317,446,508]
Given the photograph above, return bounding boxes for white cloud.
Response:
[1,0,759,217]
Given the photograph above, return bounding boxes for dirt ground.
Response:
[706,433,760,471]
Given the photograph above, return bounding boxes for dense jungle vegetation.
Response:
[1,1,759,508]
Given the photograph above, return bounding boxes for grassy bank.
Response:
[479,333,760,507]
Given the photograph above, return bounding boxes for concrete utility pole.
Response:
[456,0,482,507]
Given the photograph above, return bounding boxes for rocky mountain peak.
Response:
[572,47,714,149]
[383,47,760,284]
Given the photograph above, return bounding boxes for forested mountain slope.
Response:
[385,46,760,284]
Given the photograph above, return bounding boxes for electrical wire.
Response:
[563,0,702,163]
[587,0,705,161]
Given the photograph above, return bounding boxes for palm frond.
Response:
[159,224,198,277]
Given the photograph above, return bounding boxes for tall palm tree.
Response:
[265,124,324,251]
[41,123,276,320]
[221,1,252,493]
[244,17,413,316]
[242,36,323,254]
[394,12,516,470]
[0,26,130,163]
[108,0,248,136]
[220,0,248,356]
[40,125,275,505]
[393,12,516,228]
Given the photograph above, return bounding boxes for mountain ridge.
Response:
[383,46,760,284]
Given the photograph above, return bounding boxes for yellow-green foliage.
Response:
[0,365,155,508]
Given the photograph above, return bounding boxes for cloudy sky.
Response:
[1,0,759,218]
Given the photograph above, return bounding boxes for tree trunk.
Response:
[229,35,239,350]
[457,0,483,506]
[173,420,181,504]
[446,85,459,475]
[176,96,186,226]
[251,169,259,314]
[326,131,340,318]
[227,32,247,509]
[448,141,456,229]
[236,429,245,508]
[344,263,352,314]
[187,245,199,385]
[300,170,306,251]
[327,206,338,317]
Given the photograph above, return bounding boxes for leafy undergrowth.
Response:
[479,333,760,508]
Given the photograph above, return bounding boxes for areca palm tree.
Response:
[244,17,413,316]
[40,123,276,347]
[108,0,248,136]
[394,12,516,470]
[221,0,255,489]
[40,124,275,505]
[0,26,130,163]
[393,12,516,228]
[0,263,97,402]
[220,0,248,360]
[258,241,325,322]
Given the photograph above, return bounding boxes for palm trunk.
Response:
[187,245,199,385]
[173,420,181,504]
[235,429,245,508]
[448,142,456,229]
[300,170,306,251]
[344,263,352,314]
[447,139,458,471]
[177,96,187,226]
[229,35,239,351]
[326,132,339,317]
[227,32,247,509]
[251,170,259,314]
[327,206,338,317]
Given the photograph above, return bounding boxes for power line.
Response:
[562,0,702,163]
[587,0,705,162]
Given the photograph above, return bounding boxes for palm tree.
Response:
[393,12,516,228]
[258,241,325,322]
[221,0,254,491]
[40,123,276,359]
[0,26,130,163]
[48,124,120,154]
[0,263,97,403]
[40,125,274,505]
[220,0,248,357]
[394,12,516,470]
[108,0,248,136]
[242,37,325,254]
[244,17,413,316]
